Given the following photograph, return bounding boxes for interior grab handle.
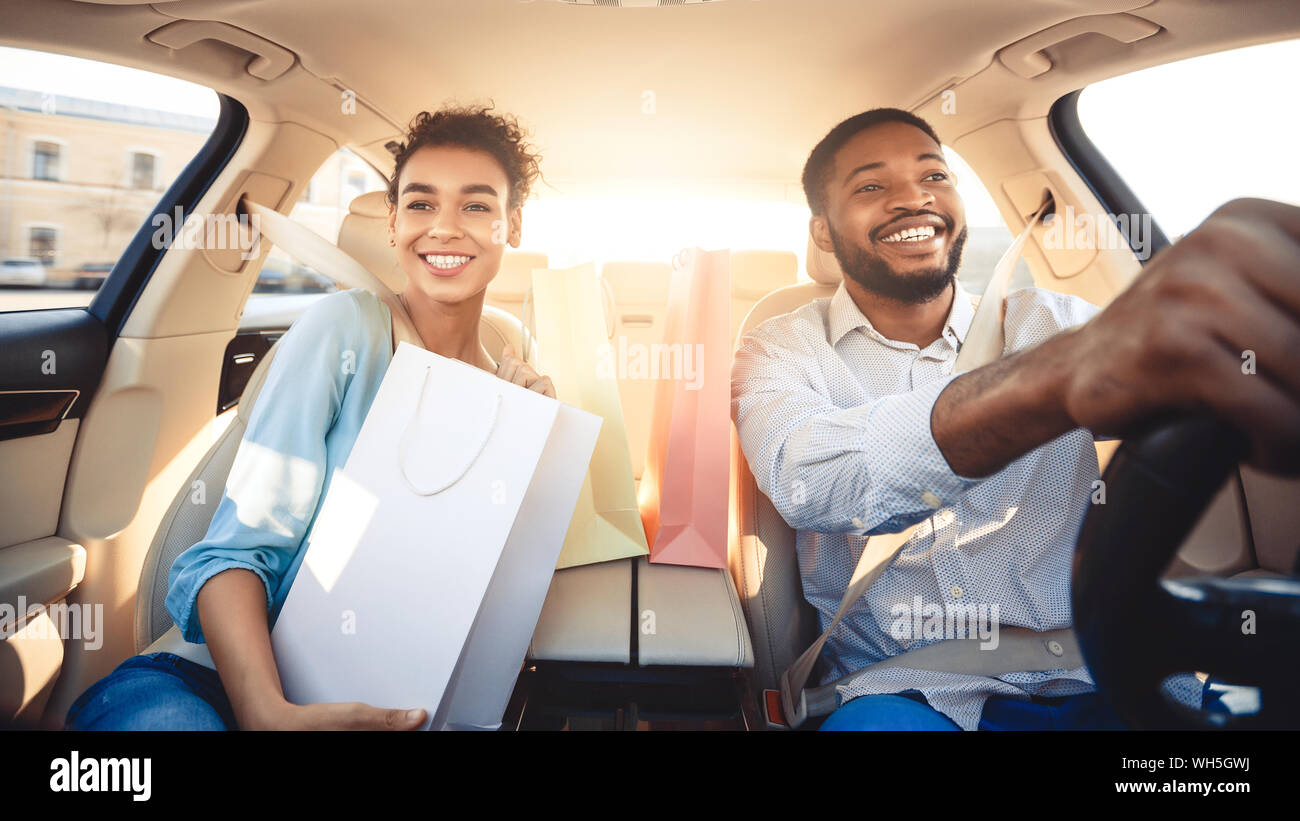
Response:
[146,20,296,81]
[997,13,1161,79]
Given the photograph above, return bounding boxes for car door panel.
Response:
[0,311,106,727]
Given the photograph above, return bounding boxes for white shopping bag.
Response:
[270,341,602,730]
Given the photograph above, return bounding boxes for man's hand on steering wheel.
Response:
[1061,198,1300,475]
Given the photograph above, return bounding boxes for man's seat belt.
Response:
[773,198,1085,729]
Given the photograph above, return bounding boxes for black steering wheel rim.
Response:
[1071,415,1300,729]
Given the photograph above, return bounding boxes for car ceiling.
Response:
[5,0,1300,195]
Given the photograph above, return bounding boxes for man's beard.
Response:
[829,221,968,305]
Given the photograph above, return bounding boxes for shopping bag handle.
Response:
[398,364,503,496]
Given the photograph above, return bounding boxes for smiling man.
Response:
[731,108,1300,730]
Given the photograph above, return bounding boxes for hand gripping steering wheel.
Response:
[1071,416,1300,729]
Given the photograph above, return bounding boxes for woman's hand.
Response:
[496,344,556,398]
[244,699,427,731]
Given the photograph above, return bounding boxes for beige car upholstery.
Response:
[637,557,753,667]
[729,236,841,695]
[337,190,548,320]
[0,418,87,725]
[730,250,798,348]
[0,536,87,726]
[528,559,632,663]
[528,557,755,668]
[491,251,550,322]
[1238,468,1300,576]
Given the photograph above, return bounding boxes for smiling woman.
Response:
[384,105,545,374]
[63,104,557,731]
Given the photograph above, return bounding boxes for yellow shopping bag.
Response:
[531,263,651,568]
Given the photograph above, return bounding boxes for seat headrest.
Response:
[806,234,844,285]
[339,192,405,292]
[731,250,798,300]
[602,261,672,304]
[339,191,547,299]
[349,190,389,219]
[493,251,548,302]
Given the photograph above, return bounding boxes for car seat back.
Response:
[728,236,840,694]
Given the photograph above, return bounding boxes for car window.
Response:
[519,196,810,276]
[1078,37,1300,242]
[944,148,1033,294]
[245,148,386,301]
[515,145,1029,293]
[0,46,219,312]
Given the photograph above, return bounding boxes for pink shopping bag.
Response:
[637,247,732,568]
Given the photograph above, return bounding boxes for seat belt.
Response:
[239,195,423,352]
[773,197,1079,729]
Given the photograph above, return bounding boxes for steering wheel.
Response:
[1071,415,1300,729]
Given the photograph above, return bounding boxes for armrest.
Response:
[637,557,753,667]
[528,559,632,663]
[0,537,86,631]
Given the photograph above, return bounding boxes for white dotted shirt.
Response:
[732,279,1201,730]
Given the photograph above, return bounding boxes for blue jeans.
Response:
[64,652,238,731]
[819,689,1130,731]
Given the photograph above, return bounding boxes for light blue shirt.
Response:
[731,280,1202,729]
[166,288,396,644]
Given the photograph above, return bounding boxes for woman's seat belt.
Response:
[239,195,422,353]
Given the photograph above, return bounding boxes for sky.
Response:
[1078,37,1300,238]
[0,46,219,118]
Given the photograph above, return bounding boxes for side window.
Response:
[248,148,385,296]
[130,151,159,190]
[1078,38,1300,242]
[944,147,1033,294]
[32,140,63,181]
[0,46,219,311]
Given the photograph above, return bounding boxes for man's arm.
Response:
[732,320,978,537]
[930,324,1078,478]
[932,198,1300,479]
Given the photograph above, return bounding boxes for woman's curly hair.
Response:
[385,103,542,211]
